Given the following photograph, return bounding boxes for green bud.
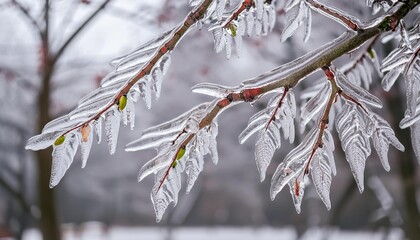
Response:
[176,146,186,160]
[118,95,127,111]
[368,48,375,59]
[229,24,237,37]
[54,135,65,146]
[172,160,178,168]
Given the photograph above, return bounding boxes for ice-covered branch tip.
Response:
[305,0,361,31]
[25,0,215,187]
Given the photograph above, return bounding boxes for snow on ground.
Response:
[21,225,404,240]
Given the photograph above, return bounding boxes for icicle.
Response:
[80,124,93,168]
[92,117,103,144]
[152,67,164,100]
[245,11,254,37]
[225,33,232,60]
[50,132,80,188]
[139,79,152,109]
[105,108,121,155]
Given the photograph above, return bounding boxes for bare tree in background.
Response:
[1,0,113,239]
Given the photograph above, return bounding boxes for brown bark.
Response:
[36,61,61,240]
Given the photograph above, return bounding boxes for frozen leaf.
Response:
[255,124,281,182]
[151,158,185,222]
[300,82,331,127]
[126,98,136,130]
[159,54,172,76]
[70,97,114,120]
[369,113,404,171]
[105,108,121,155]
[245,11,254,37]
[80,125,93,168]
[255,0,264,20]
[26,131,65,151]
[303,4,312,42]
[311,150,332,210]
[92,118,103,144]
[137,148,178,181]
[281,1,308,42]
[139,78,152,109]
[191,82,241,98]
[289,176,306,214]
[399,20,412,50]
[382,68,402,91]
[336,103,370,193]
[225,33,232,59]
[271,127,319,200]
[261,8,269,35]
[212,27,226,53]
[152,67,164,100]
[50,132,80,188]
[215,0,226,21]
[333,65,383,108]
[268,4,276,31]
[110,28,174,70]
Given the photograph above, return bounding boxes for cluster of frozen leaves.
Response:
[238,88,296,182]
[210,0,277,59]
[25,32,173,186]
[25,0,225,187]
[126,100,220,222]
[380,18,420,162]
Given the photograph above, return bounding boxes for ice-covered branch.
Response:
[25,0,215,187]
[305,0,362,31]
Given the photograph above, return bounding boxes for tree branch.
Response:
[11,0,43,39]
[0,175,35,219]
[51,0,112,64]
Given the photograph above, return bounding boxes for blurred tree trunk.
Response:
[36,57,61,240]
[386,84,420,240]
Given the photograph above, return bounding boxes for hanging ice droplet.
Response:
[92,117,102,144]
[105,108,121,155]
[245,11,254,37]
[152,67,163,100]
[126,98,136,130]
[139,78,152,109]
[160,54,171,76]
[225,32,232,60]
[80,125,93,168]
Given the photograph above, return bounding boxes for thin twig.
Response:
[265,87,288,130]
[305,0,361,31]
[223,0,254,28]
[11,0,43,39]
